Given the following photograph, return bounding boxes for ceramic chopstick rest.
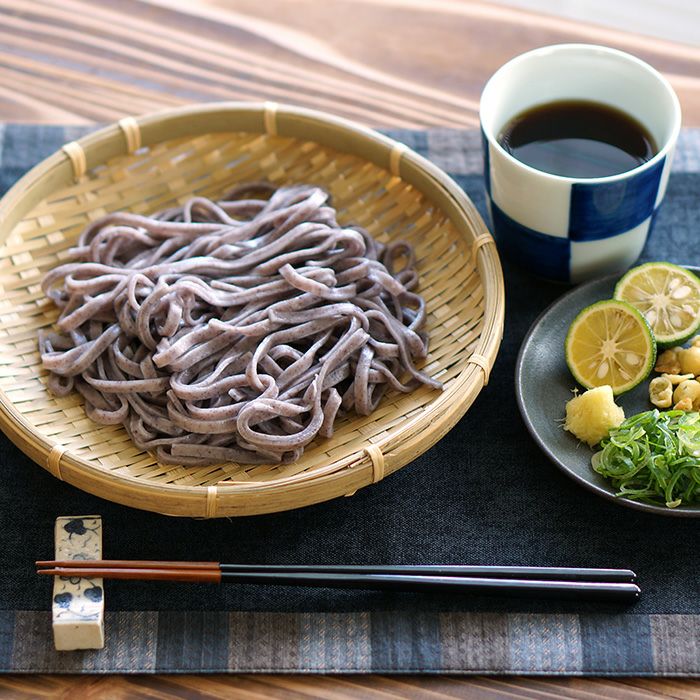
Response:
[52,515,105,650]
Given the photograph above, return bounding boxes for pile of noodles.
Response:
[39,183,441,466]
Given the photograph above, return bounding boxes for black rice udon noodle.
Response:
[39,183,441,466]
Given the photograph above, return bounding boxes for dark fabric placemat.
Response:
[0,124,698,675]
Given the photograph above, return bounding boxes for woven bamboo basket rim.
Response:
[0,101,504,517]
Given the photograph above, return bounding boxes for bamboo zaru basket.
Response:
[0,103,504,517]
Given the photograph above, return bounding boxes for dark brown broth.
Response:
[497,100,657,178]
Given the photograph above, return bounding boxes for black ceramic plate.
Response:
[516,266,700,517]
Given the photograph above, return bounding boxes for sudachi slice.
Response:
[565,299,656,395]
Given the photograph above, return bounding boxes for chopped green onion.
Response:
[592,410,700,508]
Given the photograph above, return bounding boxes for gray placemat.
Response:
[0,124,699,675]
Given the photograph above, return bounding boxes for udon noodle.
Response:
[39,183,441,466]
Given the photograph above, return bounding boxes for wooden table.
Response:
[1,1,698,698]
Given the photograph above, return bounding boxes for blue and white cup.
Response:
[479,44,681,283]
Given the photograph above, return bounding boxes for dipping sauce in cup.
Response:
[480,44,681,283]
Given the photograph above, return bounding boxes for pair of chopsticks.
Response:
[36,561,641,602]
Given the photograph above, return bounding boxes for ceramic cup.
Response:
[479,44,681,283]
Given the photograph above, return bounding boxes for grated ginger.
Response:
[564,385,625,447]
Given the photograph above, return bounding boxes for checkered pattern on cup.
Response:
[480,44,681,283]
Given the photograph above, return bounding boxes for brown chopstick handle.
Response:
[39,567,222,583]
[36,560,220,570]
